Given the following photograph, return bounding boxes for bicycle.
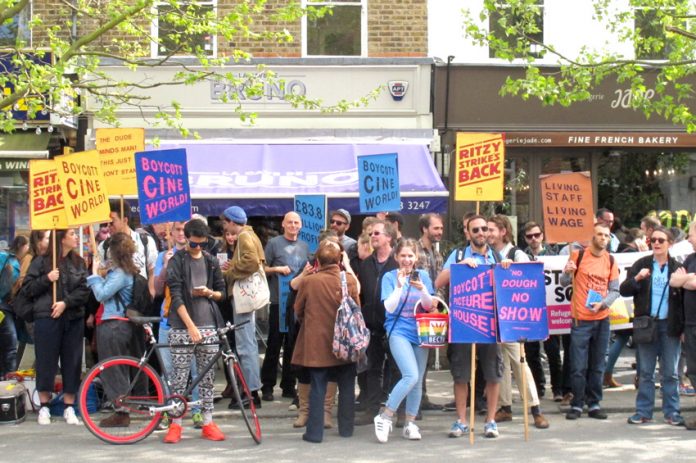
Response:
[77,316,262,445]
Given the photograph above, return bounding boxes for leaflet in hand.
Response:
[585,289,603,309]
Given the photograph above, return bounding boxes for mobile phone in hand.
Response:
[410,270,420,282]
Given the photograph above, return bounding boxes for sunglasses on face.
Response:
[188,241,204,248]
[470,226,488,234]
[370,231,382,237]
[330,219,347,226]
[525,232,542,240]
[650,237,668,244]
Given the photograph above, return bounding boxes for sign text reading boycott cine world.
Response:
[358,153,400,213]
[135,149,191,224]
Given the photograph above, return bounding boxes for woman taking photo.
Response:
[21,229,90,426]
[373,238,435,443]
[86,232,137,428]
[292,241,360,443]
[620,226,685,425]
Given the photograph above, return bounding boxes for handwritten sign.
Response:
[295,194,326,254]
[55,150,111,226]
[540,171,594,244]
[449,264,497,343]
[494,262,548,342]
[357,153,400,213]
[96,128,144,195]
[278,274,294,334]
[454,132,504,201]
[135,149,191,224]
[29,159,68,229]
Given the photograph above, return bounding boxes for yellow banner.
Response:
[454,132,505,201]
[96,128,144,195]
[29,160,68,229]
[55,150,111,226]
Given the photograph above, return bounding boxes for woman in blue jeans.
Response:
[373,239,435,443]
[620,227,685,425]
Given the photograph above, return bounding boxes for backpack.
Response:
[0,252,18,302]
[115,273,156,318]
[332,271,370,363]
[506,245,522,261]
[574,248,616,277]
[454,246,502,264]
[12,283,34,322]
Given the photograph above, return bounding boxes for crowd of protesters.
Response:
[2,203,696,444]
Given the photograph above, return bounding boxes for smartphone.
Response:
[410,270,420,282]
[193,285,207,291]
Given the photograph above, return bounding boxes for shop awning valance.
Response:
[0,132,50,158]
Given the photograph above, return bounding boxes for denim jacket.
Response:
[87,267,133,321]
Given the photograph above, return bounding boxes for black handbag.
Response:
[632,316,656,344]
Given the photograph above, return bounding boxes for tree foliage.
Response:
[0,0,381,136]
[462,0,696,131]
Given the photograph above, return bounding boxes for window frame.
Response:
[151,0,217,59]
[301,0,367,58]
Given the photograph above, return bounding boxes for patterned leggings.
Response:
[168,327,219,414]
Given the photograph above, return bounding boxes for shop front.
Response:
[433,64,696,238]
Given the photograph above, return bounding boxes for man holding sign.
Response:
[435,215,504,439]
[560,223,620,420]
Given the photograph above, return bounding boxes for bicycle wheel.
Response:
[227,358,262,444]
[78,356,165,445]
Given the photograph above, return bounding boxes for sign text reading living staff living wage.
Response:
[540,171,594,244]
[96,128,144,196]
[449,264,497,343]
[29,160,68,229]
[454,132,505,201]
[357,153,400,213]
[54,150,111,226]
[494,262,548,343]
[135,148,191,224]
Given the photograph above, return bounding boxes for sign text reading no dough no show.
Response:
[358,153,400,214]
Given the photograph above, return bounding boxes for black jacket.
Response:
[619,254,684,337]
[22,254,90,321]
[358,252,398,332]
[166,250,226,326]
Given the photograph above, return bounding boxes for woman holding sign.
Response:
[373,239,435,443]
[620,227,685,426]
[22,229,90,426]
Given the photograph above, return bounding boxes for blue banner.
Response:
[294,194,326,254]
[135,149,191,224]
[449,264,497,344]
[278,274,294,334]
[494,262,548,343]
[357,153,400,213]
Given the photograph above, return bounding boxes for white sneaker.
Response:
[402,421,422,440]
[63,406,80,425]
[373,414,392,443]
[38,406,51,425]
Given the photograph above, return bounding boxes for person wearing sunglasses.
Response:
[522,222,557,258]
[622,227,685,426]
[329,209,358,261]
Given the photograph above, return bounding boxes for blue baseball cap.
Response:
[222,206,247,225]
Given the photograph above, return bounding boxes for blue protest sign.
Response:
[295,194,326,254]
[449,264,497,343]
[278,274,294,333]
[357,153,400,213]
[135,149,191,224]
[494,262,548,343]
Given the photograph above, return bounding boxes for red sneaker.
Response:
[163,423,182,444]
[201,422,225,441]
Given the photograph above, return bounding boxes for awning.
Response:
[158,142,448,217]
[0,132,50,159]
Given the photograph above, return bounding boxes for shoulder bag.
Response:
[233,265,270,314]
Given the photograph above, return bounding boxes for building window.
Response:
[0,2,31,47]
[153,1,216,58]
[303,0,366,57]
[488,0,544,59]
[634,8,678,60]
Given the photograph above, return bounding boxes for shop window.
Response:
[634,8,679,60]
[0,2,31,47]
[303,0,365,57]
[488,0,544,59]
[153,1,216,58]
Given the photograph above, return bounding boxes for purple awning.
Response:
[157,143,448,217]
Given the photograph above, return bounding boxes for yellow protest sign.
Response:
[55,150,111,226]
[29,160,68,229]
[96,128,144,195]
[454,132,505,201]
